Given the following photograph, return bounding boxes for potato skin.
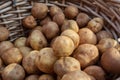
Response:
[54,57,80,77]
[39,74,54,80]
[0,58,3,69]
[1,48,22,65]
[73,44,99,69]
[40,16,51,26]
[52,36,75,57]
[25,75,39,80]
[50,6,62,17]
[2,63,25,80]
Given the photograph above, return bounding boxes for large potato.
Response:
[25,75,39,80]
[54,57,81,77]
[52,36,75,57]
[39,74,54,80]
[1,48,22,65]
[2,63,25,80]
[22,50,39,74]
[35,48,58,73]
[73,44,99,69]
[29,30,47,50]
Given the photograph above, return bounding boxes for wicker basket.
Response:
[0,0,120,79]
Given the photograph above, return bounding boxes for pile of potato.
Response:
[0,2,120,80]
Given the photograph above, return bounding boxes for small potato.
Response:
[40,16,51,26]
[0,41,14,56]
[1,48,22,65]
[87,17,104,33]
[19,46,32,57]
[73,44,99,69]
[96,30,113,41]
[52,36,75,57]
[61,20,79,32]
[53,12,65,26]
[54,57,80,77]
[25,75,39,80]
[23,15,37,29]
[0,26,10,41]
[35,48,58,73]
[84,65,106,80]
[42,21,59,39]
[50,6,62,17]
[78,28,97,44]
[76,13,90,27]
[2,63,25,80]
[39,74,54,80]
[64,6,79,19]
[32,3,48,19]
[29,30,47,50]
[61,71,91,80]
[61,29,80,48]
[14,37,27,48]
[97,38,118,54]
[22,50,39,74]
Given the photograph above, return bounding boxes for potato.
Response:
[2,63,25,80]
[78,28,97,44]
[14,37,27,48]
[22,50,39,74]
[42,21,59,39]
[40,16,51,26]
[19,46,32,57]
[54,57,80,77]
[23,15,37,29]
[29,30,47,50]
[64,6,79,19]
[39,74,54,80]
[32,3,48,19]
[96,30,113,41]
[61,29,80,48]
[89,75,96,80]
[73,44,99,69]
[0,26,9,41]
[33,26,42,32]
[1,48,22,65]
[61,71,91,80]
[101,48,120,74]
[35,48,58,73]
[57,76,61,80]
[97,38,118,54]
[76,13,90,27]
[25,75,39,80]
[52,36,75,57]
[0,58,3,69]
[0,41,14,56]
[61,20,79,32]
[84,65,106,80]
[50,6,62,17]
[87,17,104,33]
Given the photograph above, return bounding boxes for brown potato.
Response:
[0,41,14,56]
[64,6,79,19]
[0,26,10,41]
[61,20,79,32]
[87,17,104,33]
[19,46,32,57]
[40,16,51,26]
[78,28,97,44]
[50,6,62,17]
[1,48,22,65]
[61,29,80,48]
[54,57,81,77]
[25,75,39,80]
[101,48,120,74]
[39,74,54,80]
[84,65,106,80]
[42,21,59,39]
[97,38,118,54]
[23,15,37,29]
[0,58,3,69]
[73,44,99,69]
[76,13,90,27]
[35,48,58,73]
[96,30,113,41]
[14,37,27,48]
[22,50,39,74]
[2,63,25,80]
[32,3,48,19]
[52,36,75,57]
[61,71,91,80]
[29,30,47,50]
